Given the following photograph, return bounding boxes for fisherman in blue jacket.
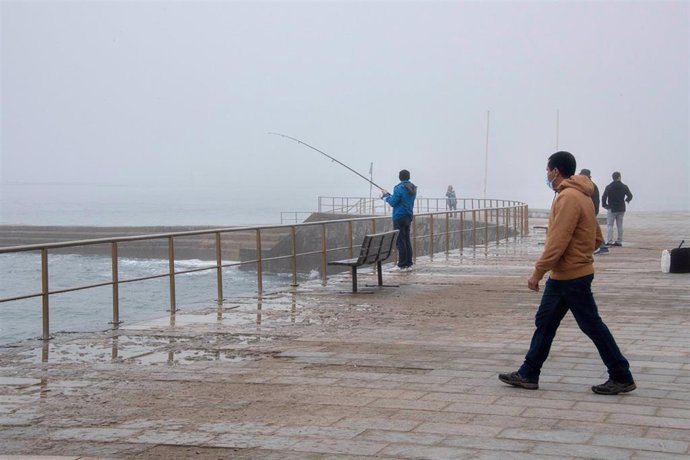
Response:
[382,169,418,271]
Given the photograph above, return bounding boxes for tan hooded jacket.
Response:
[532,175,604,281]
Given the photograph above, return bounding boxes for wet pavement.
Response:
[1,211,689,459]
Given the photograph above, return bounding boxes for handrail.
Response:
[0,202,529,341]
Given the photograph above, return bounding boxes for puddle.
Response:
[16,332,277,365]
[18,335,183,364]
[123,295,306,330]
[129,349,253,365]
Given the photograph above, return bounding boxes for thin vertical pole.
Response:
[496,209,500,246]
[484,110,490,199]
[472,210,477,247]
[556,109,560,150]
[484,209,489,247]
[348,221,354,259]
[168,237,176,315]
[369,162,373,214]
[429,214,434,258]
[321,224,327,284]
[112,242,120,324]
[256,229,263,293]
[505,208,510,241]
[460,211,464,252]
[291,226,298,286]
[445,212,450,254]
[512,207,517,239]
[41,248,49,341]
[523,205,529,236]
[412,216,417,263]
[215,233,223,305]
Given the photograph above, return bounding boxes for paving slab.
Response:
[0,211,689,458]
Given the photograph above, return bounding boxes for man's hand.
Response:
[381,189,390,198]
[527,276,540,292]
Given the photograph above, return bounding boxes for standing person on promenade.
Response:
[382,169,417,271]
[580,169,600,215]
[499,151,636,395]
[446,185,457,215]
[580,168,607,255]
[602,171,633,246]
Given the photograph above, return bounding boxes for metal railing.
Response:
[318,196,524,216]
[0,203,528,341]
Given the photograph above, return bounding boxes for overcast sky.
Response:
[1,0,688,218]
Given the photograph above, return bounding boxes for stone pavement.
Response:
[1,212,689,459]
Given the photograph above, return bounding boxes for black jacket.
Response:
[591,181,600,215]
[602,180,633,212]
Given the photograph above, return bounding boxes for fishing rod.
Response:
[268,132,385,191]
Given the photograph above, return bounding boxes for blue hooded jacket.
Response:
[383,180,417,221]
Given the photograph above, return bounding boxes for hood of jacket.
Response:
[557,174,593,197]
[404,182,417,196]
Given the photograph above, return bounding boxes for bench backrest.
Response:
[356,230,399,265]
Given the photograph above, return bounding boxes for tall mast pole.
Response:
[483,110,490,199]
[556,109,560,150]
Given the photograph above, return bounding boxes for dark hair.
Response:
[399,169,410,181]
[547,151,576,178]
[612,171,621,180]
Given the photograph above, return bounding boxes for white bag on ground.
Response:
[661,250,671,273]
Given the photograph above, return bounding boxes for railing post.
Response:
[412,216,417,263]
[496,209,500,246]
[523,205,529,236]
[348,221,354,259]
[291,226,298,287]
[41,248,49,341]
[215,233,223,305]
[484,208,489,248]
[445,212,450,254]
[505,208,510,241]
[256,229,263,293]
[168,237,176,315]
[429,214,434,259]
[112,242,120,324]
[460,210,464,252]
[321,224,327,284]
[513,207,517,240]
[472,210,477,247]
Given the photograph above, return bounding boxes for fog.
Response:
[1,1,688,224]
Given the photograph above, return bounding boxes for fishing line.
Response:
[268,132,385,191]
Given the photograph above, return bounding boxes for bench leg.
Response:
[351,266,358,292]
[377,261,383,286]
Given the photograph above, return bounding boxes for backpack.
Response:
[661,241,690,273]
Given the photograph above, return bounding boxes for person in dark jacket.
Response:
[382,170,417,271]
[579,169,600,215]
[601,171,633,246]
[581,169,607,255]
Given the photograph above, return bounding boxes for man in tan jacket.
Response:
[499,151,636,395]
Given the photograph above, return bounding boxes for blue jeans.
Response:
[393,216,413,268]
[519,274,633,383]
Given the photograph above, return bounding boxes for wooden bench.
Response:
[328,230,399,293]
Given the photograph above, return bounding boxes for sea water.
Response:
[0,252,305,346]
[0,182,321,345]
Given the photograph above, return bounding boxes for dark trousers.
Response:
[393,216,413,268]
[519,274,633,383]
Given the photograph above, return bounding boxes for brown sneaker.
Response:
[592,379,636,395]
[498,371,538,390]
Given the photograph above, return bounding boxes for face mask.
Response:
[545,173,554,190]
